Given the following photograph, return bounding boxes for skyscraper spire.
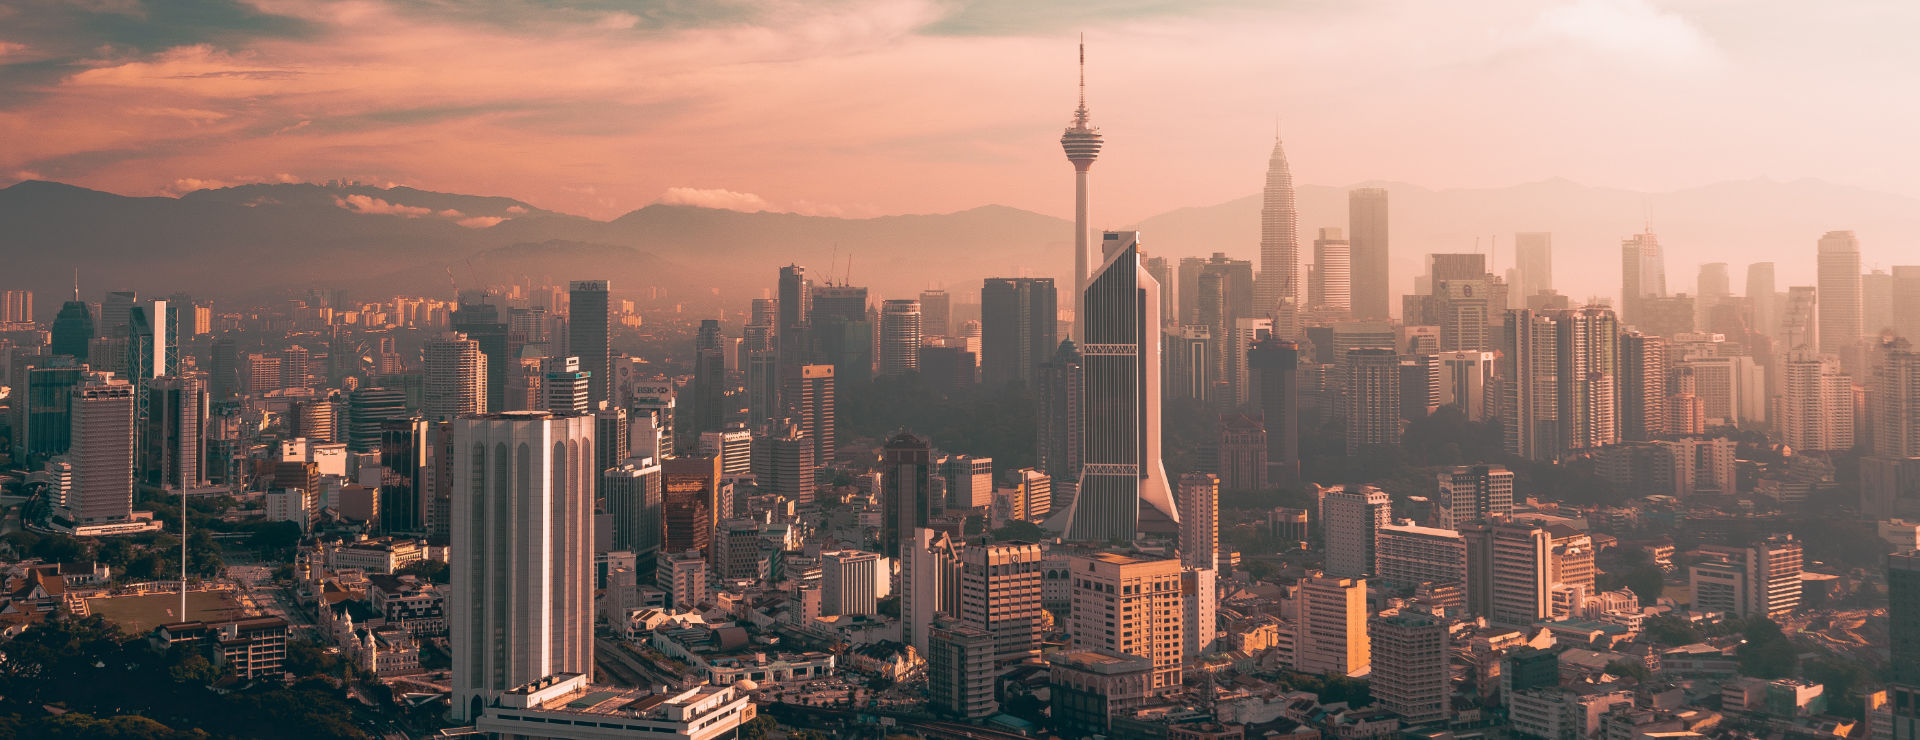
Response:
[1256,130,1300,336]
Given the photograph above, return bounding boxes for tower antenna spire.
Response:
[1078,33,1086,112]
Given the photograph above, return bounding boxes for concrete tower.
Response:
[1060,38,1103,342]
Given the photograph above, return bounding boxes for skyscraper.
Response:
[692,320,726,442]
[51,299,93,361]
[1310,227,1352,315]
[882,432,933,558]
[1620,233,1666,326]
[1256,135,1301,331]
[1782,285,1819,352]
[879,299,922,378]
[603,458,663,560]
[1321,485,1391,578]
[145,375,206,492]
[782,364,835,468]
[959,541,1044,664]
[1296,575,1369,677]
[1370,611,1450,724]
[566,280,610,407]
[451,298,510,412]
[777,265,811,381]
[1781,349,1854,452]
[1514,232,1553,305]
[1061,40,1102,343]
[1818,230,1864,361]
[1065,231,1179,542]
[1349,188,1390,320]
[1436,464,1514,529]
[1345,348,1402,455]
[1619,331,1668,441]
[981,277,1058,388]
[1177,473,1218,571]
[423,332,486,421]
[449,411,595,722]
[1748,262,1778,339]
[822,550,880,616]
[1890,551,1920,683]
[69,372,135,524]
[1249,338,1300,487]
[542,356,590,415]
[1462,521,1593,626]
[1503,309,1561,460]
[1037,340,1082,511]
[1867,269,1896,338]
[1555,306,1620,453]
[101,290,136,339]
[920,288,951,337]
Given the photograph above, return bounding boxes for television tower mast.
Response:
[1060,35,1103,340]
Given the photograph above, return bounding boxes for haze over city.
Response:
[2,2,1919,740]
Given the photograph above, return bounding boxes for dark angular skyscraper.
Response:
[51,300,94,361]
[1892,551,1920,684]
[1249,338,1300,487]
[1036,339,1082,514]
[567,280,611,407]
[1348,188,1389,320]
[691,320,727,449]
[882,431,933,559]
[980,277,1057,388]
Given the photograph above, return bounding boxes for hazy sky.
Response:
[2,0,1914,222]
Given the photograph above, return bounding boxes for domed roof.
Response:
[734,678,759,691]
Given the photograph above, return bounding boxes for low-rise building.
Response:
[476,674,756,740]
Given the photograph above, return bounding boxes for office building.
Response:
[1322,485,1392,578]
[1297,575,1369,677]
[1065,231,1179,542]
[542,356,590,415]
[782,363,835,468]
[1250,338,1300,486]
[423,333,486,421]
[1067,553,1184,694]
[1514,232,1553,306]
[928,616,998,720]
[960,541,1044,664]
[1345,348,1401,454]
[1182,566,1218,659]
[1436,465,1514,529]
[879,299,922,377]
[777,265,811,378]
[449,411,594,722]
[810,284,871,387]
[0,289,29,323]
[1177,473,1218,571]
[1619,331,1667,441]
[52,299,94,361]
[1310,228,1352,314]
[15,360,86,464]
[1890,551,1920,683]
[1503,309,1561,460]
[1349,188,1390,320]
[822,550,880,616]
[882,432,934,558]
[942,454,993,511]
[1556,306,1620,453]
[981,277,1058,388]
[145,375,207,491]
[1818,230,1863,361]
[566,280,610,407]
[1748,262,1778,338]
[69,372,136,523]
[920,288,951,337]
[1375,524,1467,589]
[1462,521,1594,626]
[1865,339,1920,517]
[1437,278,1490,352]
[759,417,815,507]
[1371,611,1450,724]
[691,320,726,443]
[1012,468,1052,522]
[1049,649,1155,738]
[656,550,707,612]
[1436,351,1494,421]
[1215,414,1267,491]
[1620,233,1666,326]
[1037,340,1082,508]
[698,427,752,478]
[901,528,961,654]
[450,299,510,412]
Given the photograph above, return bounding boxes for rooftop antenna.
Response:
[72,268,79,301]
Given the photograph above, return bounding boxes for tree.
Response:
[1737,617,1797,679]
[1641,615,1703,646]
[991,520,1046,542]
[738,715,777,740]
[248,521,303,556]
[1604,660,1652,683]
[395,559,449,584]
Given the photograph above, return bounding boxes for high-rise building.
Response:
[14,360,86,464]
[1310,228,1352,315]
[1781,349,1854,452]
[901,528,962,655]
[1375,523,1467,588]
[879,300,922,378]
[423,333,486,421]
[1865,338,1920,516]
[809,284,871,388]
[69,372,135,523]
[346,387,410,453]
[1214,414,1267,491]
[1436,465,1513,530]
[1060,39,1103,342]
[1818,230,1864,361]
[941,454,993,511]
[1462,521,1593,626]
[1250,338,1300,486]
[782,364,835,468]
[691,319,726,444]
[1370,611,1450,724]
[1177,473,1218,571]
[1345,348,1402,454]
[698,426,752,478]
[777,265,812,380]
[1503,309,1561,460]
[0,289,30,323]
[1620,233,1666,326]
[450,298,510,412]
[1349,188,1390,320]
[1690,536,1803,620]
[51,299,94,361]
[981,278,1058,388]
[1868,269,1896,338]
[145,375,206,491]
[1322,485,1392,578]
[1256,135,1301,332]
[1037,340,1082,511]
[1890,551,1920,683]
[1436,278,1490,352]
[822,550,880,616]
[1145,255,1176,328]
[1514,232,1553,307]
[542,356,590,415]
[1067,553,1184,694]
[928,616,998,720]
[1297,575,1369,677]
[760,417,815,507]
[1619,331,1668,441]
[960,541,1044,664]
[882,432,933,558]
[1066,231,1179,542]
[1747,262,1779,339]
[1894,266,1920,345]
[1182,566,1218,659]
[101,290,136,339]
[566,280,610,407]
[1436,350,1495,421]
[449,411,594,722]
[920,288,951,338]
[603,458,662,561]
[1556,306,1620,453]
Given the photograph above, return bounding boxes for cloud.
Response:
[1528,0,1720,66]
[169,177,231,192]
[505,205,527,214]
[333,193,432,216]
[458,215,505,228]
[656,187,775,212]
[593,12,640,30]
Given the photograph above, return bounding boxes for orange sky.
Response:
[3,0,1916,222]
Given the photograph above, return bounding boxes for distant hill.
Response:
[5,177,1917,313]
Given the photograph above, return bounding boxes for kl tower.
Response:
[1060,38,1102,341]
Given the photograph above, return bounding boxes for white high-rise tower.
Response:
[1256,134,1300,335]
[1060,39,1103,342]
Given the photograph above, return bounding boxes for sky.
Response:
[2,0,1916,223]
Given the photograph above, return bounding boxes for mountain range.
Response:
[4,177,1917,314]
